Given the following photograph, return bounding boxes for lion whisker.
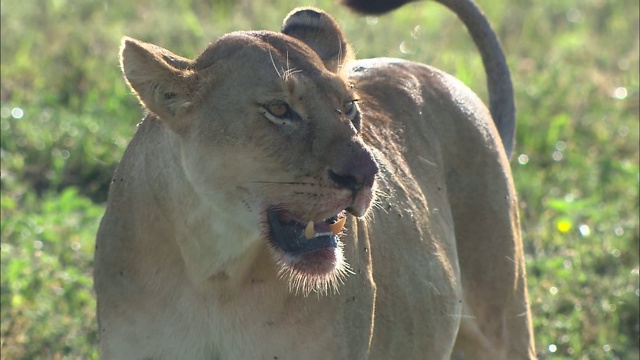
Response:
[268,47,283,79]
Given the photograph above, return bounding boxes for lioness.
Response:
[94,0,535,358]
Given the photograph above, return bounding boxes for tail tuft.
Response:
[341,0,415,15]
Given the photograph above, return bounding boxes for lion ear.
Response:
[281,8,354,73]
[120,37,196,131]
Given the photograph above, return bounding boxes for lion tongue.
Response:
[304,217,346,240]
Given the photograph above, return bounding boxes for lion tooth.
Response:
[304,221,315,239]
[329,217,346,236]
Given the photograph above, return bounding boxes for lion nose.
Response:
[328,149,378,191]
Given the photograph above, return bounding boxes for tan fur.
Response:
[95,7,535,359]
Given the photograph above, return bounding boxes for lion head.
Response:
[118,8,378,295]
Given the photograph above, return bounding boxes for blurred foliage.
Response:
[1,0,638,358]
[1,188,101,359]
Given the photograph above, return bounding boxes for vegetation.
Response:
[1,0,637,358]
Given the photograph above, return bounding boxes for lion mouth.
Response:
[266,208,350,294]
[266,209,347,254]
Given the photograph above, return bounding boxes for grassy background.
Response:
[1,0,638,358]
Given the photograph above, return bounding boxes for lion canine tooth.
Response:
[329,217,346,236]
[304,221,315,239]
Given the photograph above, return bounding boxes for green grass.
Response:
[1,0,638,358]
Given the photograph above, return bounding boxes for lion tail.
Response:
[341,0,516,158]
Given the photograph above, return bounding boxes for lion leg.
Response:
[446,150,535,359]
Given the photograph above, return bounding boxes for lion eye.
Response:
[344,100,359,120]
[267,102,290,118]
[262,101,300,126]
